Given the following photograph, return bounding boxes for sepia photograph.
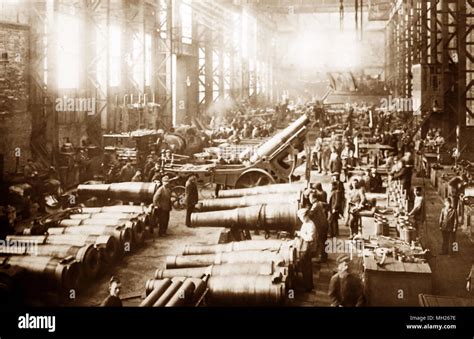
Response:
[0,0,473,336]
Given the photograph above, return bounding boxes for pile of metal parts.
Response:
[363,236,429,264]
[0,205,152,304]
[191,183,306,235]
[144,239,305,306]
[387,180,417,242]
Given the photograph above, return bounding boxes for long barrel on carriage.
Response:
[248,113,310,163]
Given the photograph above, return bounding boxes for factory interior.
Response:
[0,0,473,309]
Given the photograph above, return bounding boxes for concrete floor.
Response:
[70,167,474,307]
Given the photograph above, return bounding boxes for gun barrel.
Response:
[249,114,309,163]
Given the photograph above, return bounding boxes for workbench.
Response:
[418,294,474,307]
[363,254,432,306]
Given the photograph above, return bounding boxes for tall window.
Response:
[212,50,220,101]
[198,47,206,106]
[159,0,168,39]
[145,33,152,87]
[109,25,121,87]
[241,10,248,59]
[132,34,144,86]
[56,13,79,89]
[181,0,192,44]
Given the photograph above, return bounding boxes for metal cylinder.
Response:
[190,203,300,232]
[81,205,149,214]
[206,275,285,306]
[166,249,294,269]
[218,182,306,198]
[0,243,100,281]
[152,278,183,307]
[62,215,145,247]
[182,240,295,256]
[47,225,131,251]
[155,262,283,280]
[6,234,120,265]
[165,278,196,307]
[186,278,207,304]
[140,278,172,307]
[249,114,309,163]
[198,193,300,212]
[0,255,81,291]
[77,182,158,203]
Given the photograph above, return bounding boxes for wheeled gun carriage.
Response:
[163,113,310,190]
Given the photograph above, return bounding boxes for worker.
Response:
[392,159,412,194]
[296,208,316,292]
[448,176,464,213]
[309,193,329,264]
[313,134,323,172]
[100,276,122,307]
[367,168,383,193]
[439,197,458,255]
[328,147,342,175]
[321,143,331,175]
[131,170,142,182]
[148,163,161,182]
[466,264,474,294]
[143,155,154,180]
[152,175,172,237]
[328,254,365,307]
[184,174,199,227]
[24,159,38,179]
[313,182,327,204]
[340,141,353,182]
[347,179,367,238]
[408,186,425,234]
[251,125,261,138]
[328,181,343,238]
[119,161,135,182]
[0,205,16,241]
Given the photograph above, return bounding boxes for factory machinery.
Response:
[0,203,153,306]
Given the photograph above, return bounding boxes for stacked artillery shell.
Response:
[0,204,153,298]
[0,255,81,291]
[7,234,120,266]
[144,239,298,306]
[141,277,207,307]
[77,182,158,204]
[0,243,101,281]
[67,212,147,246]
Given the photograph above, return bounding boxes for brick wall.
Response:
[0,22,31,177]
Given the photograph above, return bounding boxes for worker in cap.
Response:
[184,174,198,227]
[101,276,122,307]
[328,254,365,307]
[152,174,172,237]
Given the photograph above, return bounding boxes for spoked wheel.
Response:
[170,185,186,210]
[234,170,275,189]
